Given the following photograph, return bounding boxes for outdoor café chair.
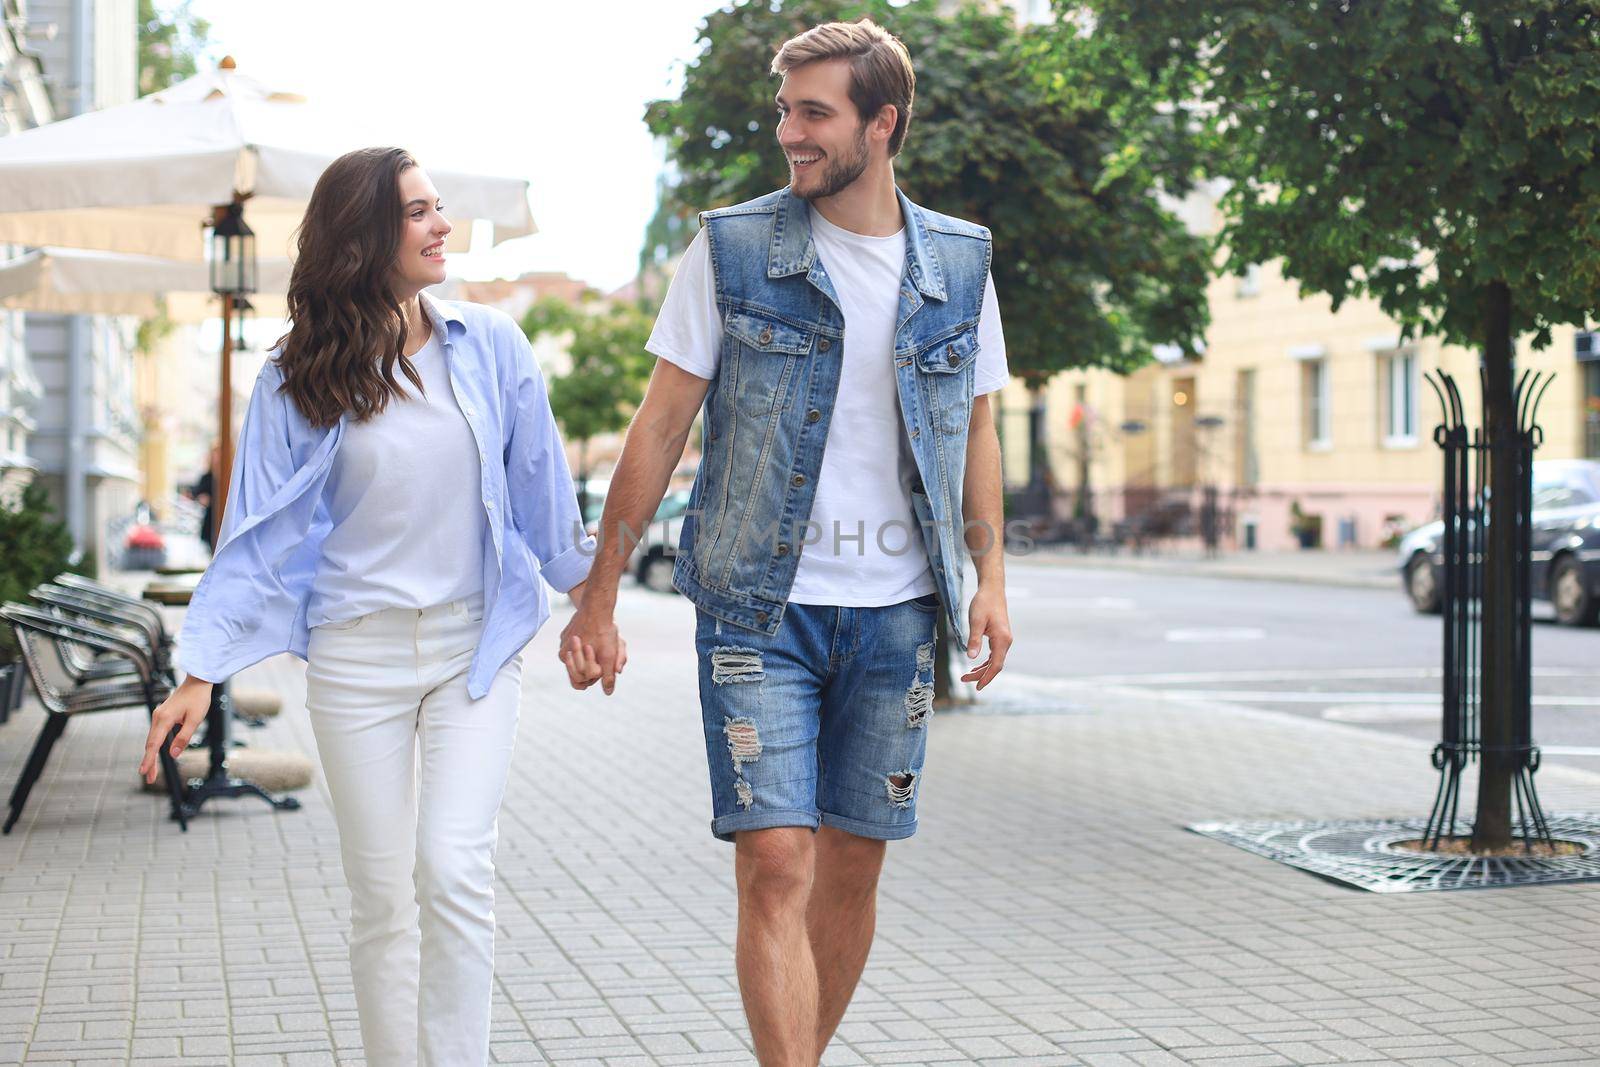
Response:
[1,602,188,834]
[24,595,162,693]
[30,583,174,685]
[49,573,173,652]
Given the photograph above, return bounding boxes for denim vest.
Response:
[672,187,992,646]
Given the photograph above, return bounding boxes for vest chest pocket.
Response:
[725,310,813,417]
[914,326,979,434]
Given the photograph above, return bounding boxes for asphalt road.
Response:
[999,557,1600,777]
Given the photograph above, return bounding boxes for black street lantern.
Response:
[208,200,256,296]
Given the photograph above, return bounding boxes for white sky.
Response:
[187,0,723,292]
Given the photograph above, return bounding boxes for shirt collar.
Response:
[420,291,467,343]
[766,186,947,302]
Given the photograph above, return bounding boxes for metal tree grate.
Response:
[1189,815,1600,893]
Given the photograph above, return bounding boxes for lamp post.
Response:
[231,297,254,354]
[206,198,256,547]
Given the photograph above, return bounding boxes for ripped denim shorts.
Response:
[693,594,941,842]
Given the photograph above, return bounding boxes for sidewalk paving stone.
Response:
[2,585,1600,1064]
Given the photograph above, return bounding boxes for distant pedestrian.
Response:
[192,443,218,552]
[563,19,1013,1064]
[139,146,603,1066]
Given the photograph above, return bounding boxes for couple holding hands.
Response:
[142,18,1012,1066]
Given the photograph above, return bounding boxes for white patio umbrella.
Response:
[0,57,537,539]
[0,247,291,321]
[0,61,534,259]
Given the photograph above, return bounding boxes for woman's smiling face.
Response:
[391,165,452,295]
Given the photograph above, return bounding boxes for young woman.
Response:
[139,146,614,1066]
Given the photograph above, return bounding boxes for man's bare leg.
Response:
[736,827,818,1066]
[808,827,887,1058]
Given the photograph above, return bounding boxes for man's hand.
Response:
[559,604,627,695]
[960,584,1011,690]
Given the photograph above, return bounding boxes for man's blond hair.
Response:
[771,18,916,157]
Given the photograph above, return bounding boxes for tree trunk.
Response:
[575,438,591,522]
[1473,281,1516,852]
[1075,409,1095,550]
[1018,383,1054,519]
[933,608,957,706]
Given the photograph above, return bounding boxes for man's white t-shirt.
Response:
[646,212,1010,607]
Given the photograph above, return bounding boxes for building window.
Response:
[1586,361,1600,459]
[1235,263,1262,299]
[1579,332,1600,459]
[1236,368,1259,487]
[1381,349,1418,445]
[1303,358,1331,449]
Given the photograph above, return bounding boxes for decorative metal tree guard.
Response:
[1422,369,1553,850]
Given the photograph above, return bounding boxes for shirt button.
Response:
[791,474,806,487]
[486,500,495,510]
[806,409,821,423]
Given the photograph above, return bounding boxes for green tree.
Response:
[1093,0,1600,850]
[521,296,657,520]
[137,0,212,96]
[644,0,1210,508]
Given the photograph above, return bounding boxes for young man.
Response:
[561,18,1012,1065]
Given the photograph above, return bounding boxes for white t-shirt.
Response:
[307,330,488,627]
[646,213,1010,606]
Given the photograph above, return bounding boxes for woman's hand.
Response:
[139,676,214,784]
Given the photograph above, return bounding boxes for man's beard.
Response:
[791,123,869,201]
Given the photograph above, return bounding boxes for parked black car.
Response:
[1398,459,1600,626]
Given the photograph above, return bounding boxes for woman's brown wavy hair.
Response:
[274,146,429,429]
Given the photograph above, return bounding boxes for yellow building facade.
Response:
[1000,249,1600,552]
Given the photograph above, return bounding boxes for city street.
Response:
[1000,556,1600,778]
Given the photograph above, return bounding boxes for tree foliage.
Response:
[137,0,213,97]
[521,297,656,479]
[1091,0,1600,350]
[644,0,1211,383]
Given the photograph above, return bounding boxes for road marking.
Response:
[1017,595,1138,610]
[1075,666,1600,685]
[1174,690,1600,707]
[1163,627,1267,642]
[1323,704,1440,723]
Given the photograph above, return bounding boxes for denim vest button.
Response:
[755,611,768,623]
[791,474,806,487]
[776,543,789,556]
[946,346,960,366]
[806,409,821,423]
[818,338,831,352]
[758,325,774,345]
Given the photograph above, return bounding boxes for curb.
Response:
[1017,550,1399,590]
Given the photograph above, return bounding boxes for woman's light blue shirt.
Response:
[176,296,596,700]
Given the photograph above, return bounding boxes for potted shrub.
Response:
[0,482,92,718]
